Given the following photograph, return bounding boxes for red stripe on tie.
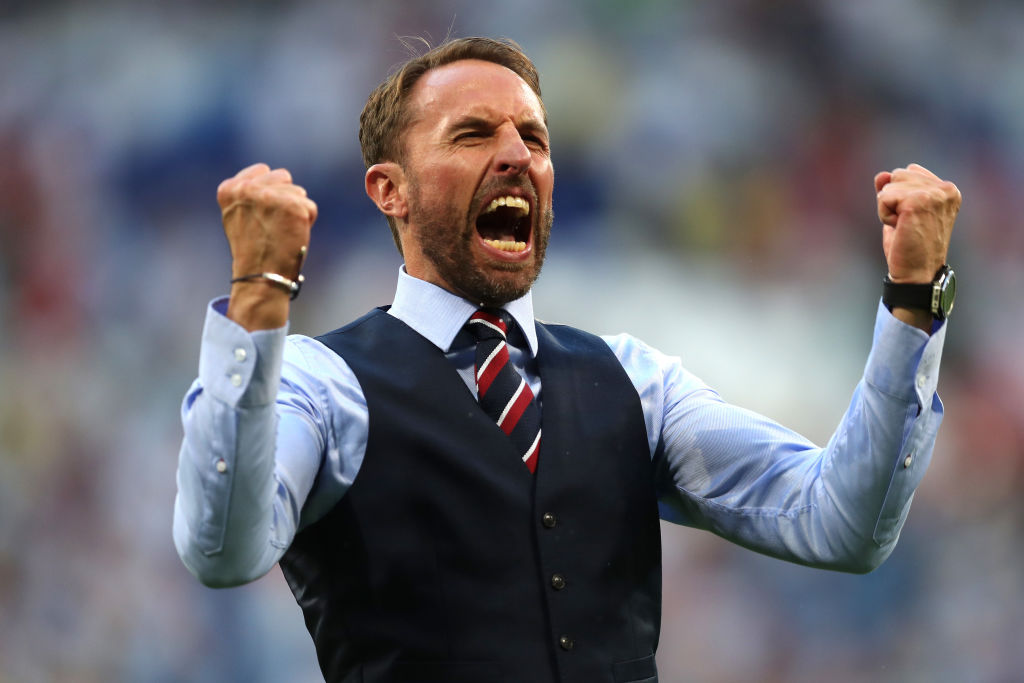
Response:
[466,308,541,474]
[498,379,534,435]
[471,310,506,332]
[476,343,508,397]
[523,430,541,473]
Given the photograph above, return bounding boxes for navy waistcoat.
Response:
[280,309,662,683]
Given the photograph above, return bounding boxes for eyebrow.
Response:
[447,115,549,138]
[447,115,494,133]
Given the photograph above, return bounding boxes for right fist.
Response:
[217,163,318,284]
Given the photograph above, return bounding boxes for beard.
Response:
[410,177,553,307]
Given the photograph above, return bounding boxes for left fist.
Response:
[874,163,961,283]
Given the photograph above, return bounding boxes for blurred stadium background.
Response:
[1,1,1022,681]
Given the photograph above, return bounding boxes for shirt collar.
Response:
[388,266,538,357]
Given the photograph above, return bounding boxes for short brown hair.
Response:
[359,37,545,251]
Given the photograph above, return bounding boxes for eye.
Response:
[455,130,487,141]
[524,135,549,151]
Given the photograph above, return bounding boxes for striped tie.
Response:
[466,309,542,473]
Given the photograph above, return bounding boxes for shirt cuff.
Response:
[198,296,289,407]
[863,299,946,405]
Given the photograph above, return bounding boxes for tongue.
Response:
[479,226,516,241]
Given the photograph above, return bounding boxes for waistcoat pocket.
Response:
[612,653,657,682]
[386,660,503,683]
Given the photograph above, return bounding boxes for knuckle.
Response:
[930,184,953,202]
[216,178,237,201]
[236,177,257,197]
[256,186,278,204]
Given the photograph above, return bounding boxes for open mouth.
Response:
[475,195,531,253]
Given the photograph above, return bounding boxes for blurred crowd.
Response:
[1,1,1022,681]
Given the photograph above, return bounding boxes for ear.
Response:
[365,162,408,220]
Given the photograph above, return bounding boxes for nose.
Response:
[493,124,531,176]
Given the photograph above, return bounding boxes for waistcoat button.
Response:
[551,573,566,590]
[559,635,574,651]
[542,512,557,528]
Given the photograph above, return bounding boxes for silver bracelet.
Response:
[230,272,305,300]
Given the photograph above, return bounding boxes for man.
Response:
[174,37,960,683]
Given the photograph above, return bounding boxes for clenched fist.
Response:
[874,163,961,331]
[875,163,960,283]
[218,163,318,330]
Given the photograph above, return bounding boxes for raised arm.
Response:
[173,165,322,587]
[623,164,960,572]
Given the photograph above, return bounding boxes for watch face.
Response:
[940,269,956,317]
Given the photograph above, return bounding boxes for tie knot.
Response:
[467,309,508,341]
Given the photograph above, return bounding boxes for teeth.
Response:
[483,239,527,252]
[482,195,529,216]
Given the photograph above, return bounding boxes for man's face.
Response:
[398,59,554,306]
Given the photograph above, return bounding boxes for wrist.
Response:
[227,280,290,331]
[886,271,933,284]
[889,306,934,333]
[881,264,956,325]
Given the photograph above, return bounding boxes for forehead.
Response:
[407,59,546,130]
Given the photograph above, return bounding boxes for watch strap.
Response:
[881,277,934,312]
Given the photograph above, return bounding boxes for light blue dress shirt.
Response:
[174,269,946,587]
